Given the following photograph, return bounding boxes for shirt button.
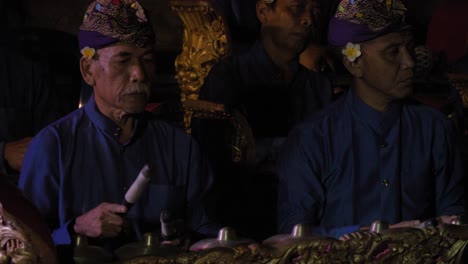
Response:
[120,147,125,152]
[114,128,121,137]
[380,142,387,148]
[382,179,389,186]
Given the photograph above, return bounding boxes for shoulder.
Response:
[207,53,241,77]
[299,65,333,103]
[37,108,86,135]
[402,99,454,127]
[304,94,347,126]
[144,116,195,143]
[288,96,347,143]
[301,65,331,82]
[208,44,262,75]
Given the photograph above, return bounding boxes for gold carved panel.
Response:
[184,100,255,163]
[170,0,231,132]
[0,203,57,264]
[73,225,468,264]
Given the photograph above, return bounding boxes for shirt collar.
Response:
[250,40,301,80]
[347,88,402,135]
[84,94,131,141]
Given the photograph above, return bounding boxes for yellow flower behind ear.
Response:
[81,47,96,59]
[342,42,361,62]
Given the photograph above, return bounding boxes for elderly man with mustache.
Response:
[277,0,464,239]
[19,0,218,258]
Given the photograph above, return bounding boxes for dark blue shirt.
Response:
[19,95,218,246]
[277,89,465,238]
[198,40,332,138]
[193,41,333,240]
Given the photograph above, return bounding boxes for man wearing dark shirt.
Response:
[278,0,464,238]
[193,0,332,240]
[200,0,331,138]
[19,0,218,258]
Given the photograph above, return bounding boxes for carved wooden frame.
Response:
[0,203,57,264]
[170,0,231,133]
[113,225,468,263]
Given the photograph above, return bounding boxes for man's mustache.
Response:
[122,83,150,96]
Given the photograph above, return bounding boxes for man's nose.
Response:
[401,48,415,70]
[130,61,147,82]
[301,11,312,27]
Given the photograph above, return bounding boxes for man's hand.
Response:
[389,220,421,229]
[73,202,127,238]
[4,137,32,171]
[438,215,461,225]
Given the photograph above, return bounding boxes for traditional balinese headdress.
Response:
[78,0,155,58]
[328,0,409,49]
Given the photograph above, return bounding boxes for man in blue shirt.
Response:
[193,0,332,240]
[277,0,464,239]
[19,0,218,255]
[199,0,331,139]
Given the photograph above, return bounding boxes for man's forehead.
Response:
[365,32,414,48]
[275,0,320,5]
[97,43,153,56]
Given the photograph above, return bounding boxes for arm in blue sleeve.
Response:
[183,134,220,238]
[276,126,359,239]
[19,128,74,245]
[433,119,465,216]
[51,218,76,245]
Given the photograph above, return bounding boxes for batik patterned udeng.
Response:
[335,0,407,32]
[80,0,154,48]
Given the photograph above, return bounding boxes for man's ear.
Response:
[256,1,271,24]
[343,56,363,78]
[80,57,95,86]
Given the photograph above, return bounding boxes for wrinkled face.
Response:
[91,43,155,114]
[262,0,320,55]
[359,32,415,100]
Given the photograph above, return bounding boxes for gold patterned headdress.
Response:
[328,0,409,47]
[78,0,155,51]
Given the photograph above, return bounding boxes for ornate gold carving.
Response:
[0,203,36,264]
[170,0,231,132]
[0,203,56,264]
[103,226,468,264]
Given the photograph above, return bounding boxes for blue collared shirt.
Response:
[198,40,332,138]
[19,95,218,246]
[277,89,465,238]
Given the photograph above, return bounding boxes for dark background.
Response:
[0,0,462,113]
